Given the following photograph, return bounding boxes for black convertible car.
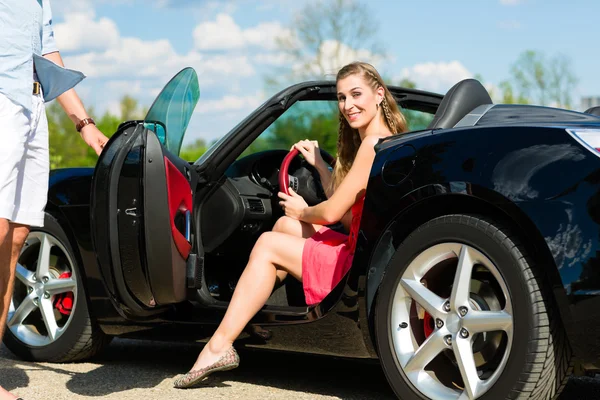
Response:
[5,67,600,399]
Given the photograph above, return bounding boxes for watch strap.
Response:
[76,117,96,132]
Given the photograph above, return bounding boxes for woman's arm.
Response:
[280,135,380,225]
[292,140,333,198]
[314,161,334,198]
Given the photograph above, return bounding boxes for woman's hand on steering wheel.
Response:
[293,139,326,170]
[278,188,308,220]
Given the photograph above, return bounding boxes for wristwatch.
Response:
[76,117,96,132]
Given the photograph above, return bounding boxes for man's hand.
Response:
[80,124,109,155]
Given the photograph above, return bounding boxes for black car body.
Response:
[6,68,600,399]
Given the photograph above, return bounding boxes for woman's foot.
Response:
[173,346,240,389]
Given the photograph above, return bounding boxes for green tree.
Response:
[179,139,207,162]
[48,96,146,169]
[243,104,339,158]
[498,80,530,104]
[269,0,384,87]
[510,50,577,108]
[398,78,416,89]
[396,77,434,131]
[253,0,391,157]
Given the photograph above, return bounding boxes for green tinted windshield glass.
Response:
[144,67,200,156]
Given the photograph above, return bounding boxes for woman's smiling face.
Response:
[336,73,382,131]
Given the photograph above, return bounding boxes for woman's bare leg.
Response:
[0,386,18,400]
[189,231,306,371]
[272,216,321,285]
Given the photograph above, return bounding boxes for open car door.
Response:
[91,68,201,316]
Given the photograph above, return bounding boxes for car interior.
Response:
[191,83,489,309]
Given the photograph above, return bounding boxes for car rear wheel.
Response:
[3,214,110,362]
[374,214,572,399]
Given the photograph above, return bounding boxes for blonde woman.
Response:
[174,62,407,389]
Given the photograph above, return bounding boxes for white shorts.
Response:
[0,90,49,227]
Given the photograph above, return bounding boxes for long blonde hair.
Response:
[330,62,407,191]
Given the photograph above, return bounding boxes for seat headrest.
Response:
[585,106,600,117]
[427,79,493,130]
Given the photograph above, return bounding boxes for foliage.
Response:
[47,102,124,169]
[510,50,577,108]
[242,103,339,158]
[402,109,434,132]
[498,80,530,104]
[268,0,384,88]
[48,96,202,169]
[179,138,207,162]
[395,77,434,131]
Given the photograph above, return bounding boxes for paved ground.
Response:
[1,339,599,399]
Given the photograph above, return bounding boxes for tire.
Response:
[3,213,110,362]
[374,214,572,400]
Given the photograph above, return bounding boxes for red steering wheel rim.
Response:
[279,148,299,195]
[278,148,336,195]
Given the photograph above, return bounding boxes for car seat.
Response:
[427,79,493,130]
[584,106,600,117]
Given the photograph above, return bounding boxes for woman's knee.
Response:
[272,216,300,235]
[251,232,277,257]
[251,231,297,261]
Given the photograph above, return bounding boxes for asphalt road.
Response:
[1,339,599,400]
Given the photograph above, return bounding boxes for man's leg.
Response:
[0,81,37,400]
[0,220,29,341]
[0,219,29,400]
[0,218,13,341]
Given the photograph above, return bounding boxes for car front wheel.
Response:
[375,214,572,400]
[3,214,110,362]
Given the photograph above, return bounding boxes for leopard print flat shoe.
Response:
[173,346,240,389]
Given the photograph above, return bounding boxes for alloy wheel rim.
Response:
[390,243,513,400]
[7,232,78,347]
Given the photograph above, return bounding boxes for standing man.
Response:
[0,1,108,398]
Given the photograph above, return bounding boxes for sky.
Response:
[50,0,600,146]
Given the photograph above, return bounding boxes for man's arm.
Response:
[42,1,108,155]
[43,52,108,155]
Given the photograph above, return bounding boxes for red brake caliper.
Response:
[423,312,434,338]
[53,272,73,316]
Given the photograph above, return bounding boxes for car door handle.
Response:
[125,207,140,217]
[185,209,191,242]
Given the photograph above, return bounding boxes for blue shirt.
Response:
[0,0,85,112]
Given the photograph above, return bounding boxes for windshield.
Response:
[144,67,200,156]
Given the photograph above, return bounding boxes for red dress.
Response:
[301,196,365,305]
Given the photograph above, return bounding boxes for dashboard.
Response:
[200,150,324,253]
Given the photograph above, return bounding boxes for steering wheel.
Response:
[278,148,335,198]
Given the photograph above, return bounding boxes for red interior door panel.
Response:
[164,157,192,259]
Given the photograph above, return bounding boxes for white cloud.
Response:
[254,52,292,66]
[297,40,381,79]
[54,12,120,52]
[499,0,524,5]
[196,92,265,114]
[193,13,290,50]
[63,34,254,83]
[397,61,473,94]
[107,80,143,95]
